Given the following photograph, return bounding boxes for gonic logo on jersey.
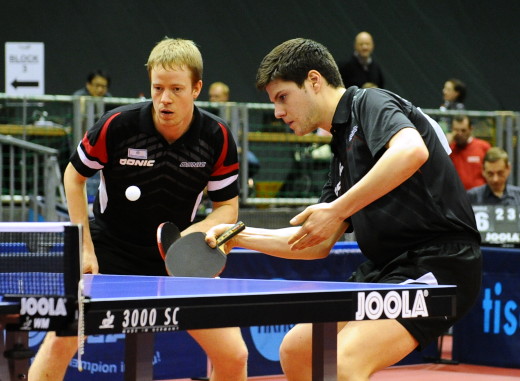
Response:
[119,158,155,167]
[355,290,429,320]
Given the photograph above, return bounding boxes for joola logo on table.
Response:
[20,297,68,316]
[355,290,429,320]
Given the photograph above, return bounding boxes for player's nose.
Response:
[274,106,286,119]
[160,90,174,103]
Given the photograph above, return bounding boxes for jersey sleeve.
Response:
[207,122,240,202]
[354,89,415,157]
[69,112,121,178]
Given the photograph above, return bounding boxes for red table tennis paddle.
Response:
[164,221,245,277]
[157,222,181,260]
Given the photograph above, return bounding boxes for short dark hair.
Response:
[484,147,509,165]
[452,114,471,127]
[256,38,344,91]
[87,69,111,87]
[447,78,466,103]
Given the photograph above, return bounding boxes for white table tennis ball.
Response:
[125,185,141,201]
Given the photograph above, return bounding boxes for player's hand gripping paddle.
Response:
[157,222,181,260]
[165,221,245,277]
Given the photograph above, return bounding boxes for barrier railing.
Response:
[1,93,518,210]
[0,134,66,221]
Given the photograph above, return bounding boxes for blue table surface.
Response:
[0,274,454,312]
[6,238,500,305]
[81,274,451,301]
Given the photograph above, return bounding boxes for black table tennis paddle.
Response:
[164,221,245,277]
[157,222,181,260]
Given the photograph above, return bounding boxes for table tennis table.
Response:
[2,274,456,381]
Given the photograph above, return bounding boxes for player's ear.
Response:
[192,80,203,99]
[307,70,321,92]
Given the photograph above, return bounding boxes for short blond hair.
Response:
[146,37,203,84]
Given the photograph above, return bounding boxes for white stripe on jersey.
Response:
[400,272,439,286]
[417,107,452,155]
[77,143,104,170]
[191,190,204,222]
[98,172,108,213]
[207,174,238,192]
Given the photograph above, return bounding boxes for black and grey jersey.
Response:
[321,87,479,266]
[70,102,239,245]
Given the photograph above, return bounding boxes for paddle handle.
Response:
[216,221,245,246]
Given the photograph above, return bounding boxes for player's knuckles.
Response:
[205,236,217,248]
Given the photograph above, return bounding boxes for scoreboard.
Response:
[472,205,520,247]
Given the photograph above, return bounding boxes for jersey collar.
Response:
[331,86,359,132]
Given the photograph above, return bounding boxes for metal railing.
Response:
[1,93,519,210]
[0,134,66,221]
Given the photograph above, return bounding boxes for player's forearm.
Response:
[64,165,89,225]
[185,197,239,235]
[236,227,332,260]
[334,128,428,219]
[64,164,94,252]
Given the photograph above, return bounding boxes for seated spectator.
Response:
[206,81,260,197]
[450,115,490,190]
[73,70,113,204]
[440,78,466,111]
[467,147,520,206]
[73,69,112,97]
[438,78,466,134]
[208,81,230,102]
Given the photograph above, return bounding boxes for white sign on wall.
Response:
[5,42,45,95]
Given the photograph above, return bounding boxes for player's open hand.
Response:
[205,224,235,254]
[288,202,344,250]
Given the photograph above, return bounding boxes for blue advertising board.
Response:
[453,246,520,368]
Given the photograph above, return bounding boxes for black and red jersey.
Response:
[70,101,239,245]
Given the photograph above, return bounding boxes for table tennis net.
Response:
[0,222,81,297]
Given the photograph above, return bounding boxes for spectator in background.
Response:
[73,69,113,203]
[467,147,520,206]
[438,78,466,134]
[207,81,231,121]
[73,69,113,204]
[440,78,466,111]
[206,81,260,196]
[209,81,230,102]
[338,31,385,89]
[449,115,491,190]
[206,80,260,177]
[73,69,112,97]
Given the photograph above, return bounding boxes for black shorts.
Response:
[348,241,482,350]
[90,220,168,276]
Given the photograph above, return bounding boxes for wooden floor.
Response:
[168,336,520,380]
